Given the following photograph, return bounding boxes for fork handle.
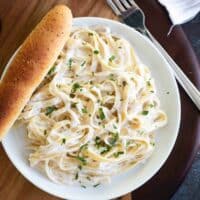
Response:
[146,30,200,110]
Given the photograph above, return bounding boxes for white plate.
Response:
[2,17,181,200]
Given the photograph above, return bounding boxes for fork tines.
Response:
[107,0,138,15]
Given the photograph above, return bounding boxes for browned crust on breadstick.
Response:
[0,5,72,140]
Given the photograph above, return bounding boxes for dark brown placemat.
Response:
[132,0,200,199]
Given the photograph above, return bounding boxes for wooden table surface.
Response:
[0,1,199,200]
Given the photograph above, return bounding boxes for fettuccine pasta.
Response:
[19,27,167,187]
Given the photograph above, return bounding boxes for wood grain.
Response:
[0,0,199,200]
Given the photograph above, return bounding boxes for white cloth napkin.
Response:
[158,0,200,25]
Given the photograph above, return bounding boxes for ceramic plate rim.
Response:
[2,17,181,200]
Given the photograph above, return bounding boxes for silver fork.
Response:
[107,0,200,111]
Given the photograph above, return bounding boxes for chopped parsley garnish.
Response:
[62,138,66,144]
[81,60,86,67]
[86,176,91,180]
[100,146,111,154]
[78,165,82,170]
[108,132,119,146]
[68,58,73,70]
[139,131,145,135]
[81,185,86,188]
[150,90,154,93]
[70,93,75,98]
[79,143,88,152]
[75,172,79,180]
[81,107,88,114]
[166,91,170,94]
[48,66,55,75]
[71,83,81,93]
[109,55,115,62]
[150,142,155,146]
[142,110,149,115]
[149,104,154,108]
[93,183,100,187]
[76,156,87,165]
[71,102,77,108]
[98,108,105,120]
[45,106,57,116]
[113,151,124,158]
[88,32,93,36]
[109,73,115,81]
[113,124,117,129]
[95,136,101,147]
[93,50,99,54]
[147,81,151,86]
[122,81,127,87]
[88,113,91,117]
[95,136,111,154]
[126,141,131,146]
